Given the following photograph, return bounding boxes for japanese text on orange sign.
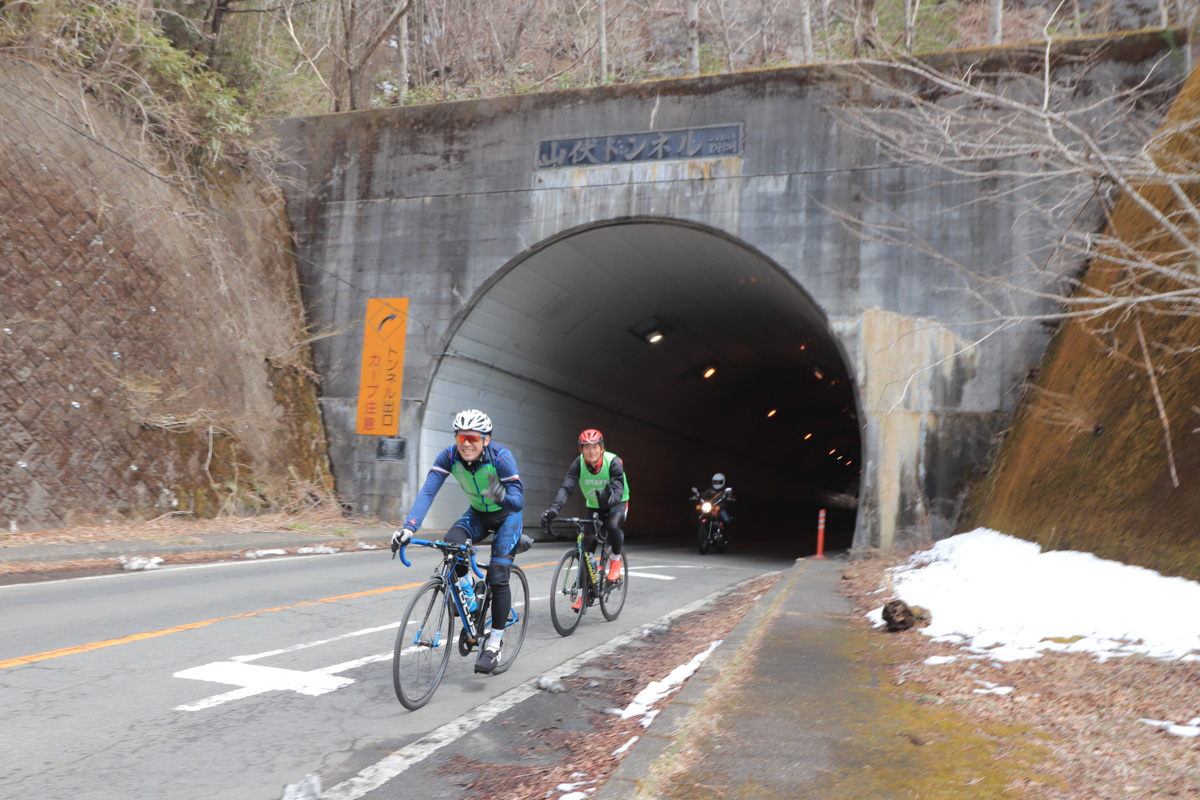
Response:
[357,299,407,435]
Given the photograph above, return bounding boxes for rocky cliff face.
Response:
[0,61,332,531]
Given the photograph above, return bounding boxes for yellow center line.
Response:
[2,559,558,671]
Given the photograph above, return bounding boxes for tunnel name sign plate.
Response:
[536,123,742,169]
[357,298,407,436]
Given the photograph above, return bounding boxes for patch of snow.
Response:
[244,549,288,559]
[119,555,163,571]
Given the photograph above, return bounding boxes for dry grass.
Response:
[0,507,383,576]
[0,507,370,549]
[840,555,1200,799]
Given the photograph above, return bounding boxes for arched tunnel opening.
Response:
[415,219,861,559]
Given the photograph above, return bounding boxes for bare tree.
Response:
[830,48,1191,482]
[598,0,609,81]
[332,0,414,111]
[903,0,918,54]
[686,0,700,74]
[988,0,1002,45]
[395,9,409,101]
[799,0,815,62]
[853,0,877,56]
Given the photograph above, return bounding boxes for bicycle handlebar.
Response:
[555,516,600,525]
[397,538,485,579]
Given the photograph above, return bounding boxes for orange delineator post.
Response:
[813,508,827,559]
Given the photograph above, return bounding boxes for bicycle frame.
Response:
[397,538,488,640]
[392,536,531,709]
[547,513,627,635]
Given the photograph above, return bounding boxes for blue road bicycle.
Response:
[393,538,530,710]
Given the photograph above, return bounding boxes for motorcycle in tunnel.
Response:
[690,487,731,554]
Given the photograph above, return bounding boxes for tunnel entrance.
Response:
[416,219,860,557]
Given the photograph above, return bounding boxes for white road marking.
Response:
[628,572,674,581]
[174,662,356,710]
[233,622,400,662]
[174,599,537,710]
[321,590,733,800]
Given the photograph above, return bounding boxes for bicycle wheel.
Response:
[488,564,529,675]
[393,579,454,710]
[598,548,627,621]
[549,549,585,636]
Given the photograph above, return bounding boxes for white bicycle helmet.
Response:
[712,473,726,490]
[452,408,493,434]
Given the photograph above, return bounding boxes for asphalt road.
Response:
[1,540,792,800]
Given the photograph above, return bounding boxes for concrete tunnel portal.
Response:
[416,219,861,557]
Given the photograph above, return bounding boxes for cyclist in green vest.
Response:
[541,429,629,591]
[391,409,525,674]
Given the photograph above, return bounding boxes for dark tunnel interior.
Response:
[419,219,862,558]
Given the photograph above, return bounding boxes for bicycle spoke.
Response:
[394,580,454,710]
[491,565,529,674]
[550,549,584,636]
[599,548,628,621]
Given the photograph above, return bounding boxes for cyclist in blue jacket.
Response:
[391,409,524,674]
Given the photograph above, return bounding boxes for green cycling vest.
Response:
[451,460,503,513]
[578,451,630,508]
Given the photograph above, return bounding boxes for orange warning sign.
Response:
[357,298,408,435]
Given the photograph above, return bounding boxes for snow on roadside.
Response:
[868,528,1200,737]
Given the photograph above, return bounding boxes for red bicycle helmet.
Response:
[578,429,604,447]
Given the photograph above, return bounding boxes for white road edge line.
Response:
[321,586,750,800]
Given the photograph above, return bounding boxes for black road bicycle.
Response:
[545,514,628,636]
[392,538,530,710]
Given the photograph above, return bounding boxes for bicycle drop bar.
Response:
[396,538,485,580]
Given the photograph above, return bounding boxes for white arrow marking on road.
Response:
[174,662,355,711]
[174,600,539,711]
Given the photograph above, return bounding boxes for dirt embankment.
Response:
[1,59,332,532]
[968,66,1200,582]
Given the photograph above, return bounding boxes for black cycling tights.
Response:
[594,503,626,556]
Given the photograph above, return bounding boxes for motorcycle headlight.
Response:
[701,502,713,513]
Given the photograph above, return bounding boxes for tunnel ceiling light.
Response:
[829,449,836,455]
[766,409,777,418]
[813,368,824,380]
[804,432,813,440]
[703,366,716,379]
[629,316,669,345]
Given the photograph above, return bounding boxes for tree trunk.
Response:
[903,0,919,54]
[396,12,409,102]
[988,0,1003,45]
[853,0,877,57]
[686,0,700,75]
[799,0,815,62]
[598,0,608,82]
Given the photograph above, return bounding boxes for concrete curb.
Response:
[591,556,812,799]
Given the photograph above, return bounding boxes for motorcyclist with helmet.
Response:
[541,429,629,602]
[390,409,526,674]
[698,473,735,537]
